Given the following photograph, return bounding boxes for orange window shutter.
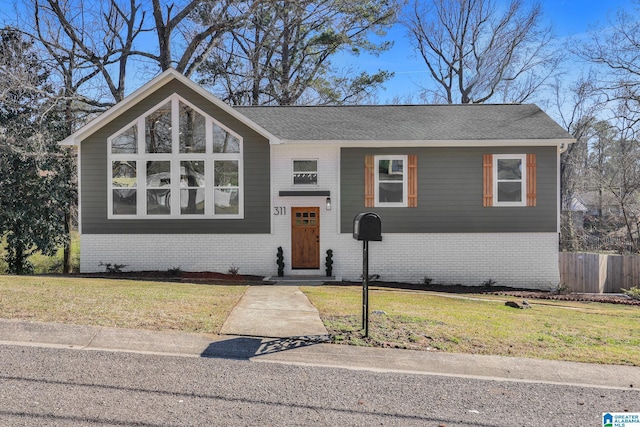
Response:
[526,153,537,207]
[364,155,375,207]
[408,154,418,207]
[482,154,493,207]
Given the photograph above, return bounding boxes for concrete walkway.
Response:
[220,285,328,338]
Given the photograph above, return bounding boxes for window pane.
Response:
[113,190,136,215]
[293,160,317,172]
[497,182,522,202]
[497,159,522,180]
[145,102,172,153]
[147,189,171,215]
[379,182,403,203]
[112,161,137,213]
[146,161,171,215]
[214,188,239,214]
[179,102,205,153]
[212,123,240,153]
[215,161,239,186]
[180,161,205,215]
[180,161,205,187]
[378,159,403,181]
[112,125,137,154]
[146,161,171,187]
[181,189,205,214]
[112,161,137,187]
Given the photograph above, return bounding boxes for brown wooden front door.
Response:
[291,207,320,269]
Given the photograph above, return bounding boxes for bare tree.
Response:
[29,0,147,104]
[551,77,597,251]
[573,2,640,126]
[147,0,255,77]
[21,0,257,107]
[200,0,397,105]
[404,0,558,104]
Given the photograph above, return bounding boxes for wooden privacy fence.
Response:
[559,252,640,293]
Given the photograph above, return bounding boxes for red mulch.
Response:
[77,270,266,284]
[181,271,265,283]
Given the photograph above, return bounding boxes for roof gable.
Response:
[59,69,279,146]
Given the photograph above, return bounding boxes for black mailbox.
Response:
[353,212,382,241]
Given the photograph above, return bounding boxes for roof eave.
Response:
[276,138,576,146]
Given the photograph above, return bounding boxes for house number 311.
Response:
[274,207,286,215]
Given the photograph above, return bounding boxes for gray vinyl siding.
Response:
[81,79,270,234]
[340,146,557,233]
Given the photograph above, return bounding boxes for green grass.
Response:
[0,232,81,274]
[302,286,640,366]
[0,275,246,333]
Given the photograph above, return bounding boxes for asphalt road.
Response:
[0,345,638,426]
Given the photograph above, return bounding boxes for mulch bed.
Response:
[342,280,640,306]
[77,270,266,284]
[487,290,640,306]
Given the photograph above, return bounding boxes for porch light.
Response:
[326,197,331,211]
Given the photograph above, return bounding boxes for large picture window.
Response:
[107,94,243,219]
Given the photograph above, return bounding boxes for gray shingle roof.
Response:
[236,104,572,142]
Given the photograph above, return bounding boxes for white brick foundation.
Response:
[332,232,560,290]
[81,232,558,290]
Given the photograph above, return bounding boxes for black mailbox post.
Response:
[353,212,382,337]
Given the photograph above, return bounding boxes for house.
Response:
[60,69,575,289]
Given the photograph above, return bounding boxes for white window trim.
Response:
[374,155,408,207]
[493,153,527,207]
[292,159,319,186]
[107,93,244,219]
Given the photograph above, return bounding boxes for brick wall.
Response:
[81,232,559,289]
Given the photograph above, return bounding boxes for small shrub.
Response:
[482,278,496,288]
[99,262,127,273]
[550,283,571,295]
[277,246,285,277]
[622,286,640,300]
[423,277,433,285]
[325,249,333,277]
[167,266,182,276]
[228,265,239,276]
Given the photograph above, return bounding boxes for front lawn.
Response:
[302,286,640,366]
[0,275,246,333]
[2,276,639,366]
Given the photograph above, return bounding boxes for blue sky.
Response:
[366,0,634,103]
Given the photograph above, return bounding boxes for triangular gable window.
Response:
[107,93,243,219]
